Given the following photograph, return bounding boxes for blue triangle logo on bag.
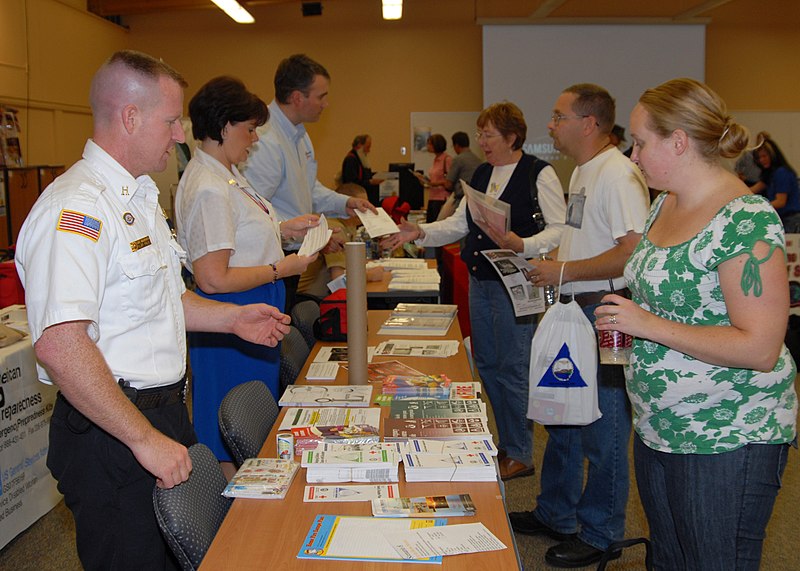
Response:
[537,343,588,388]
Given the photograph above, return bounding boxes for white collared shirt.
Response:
[175,147,284,273]
[16,139,188,389]
[241,101,349,247]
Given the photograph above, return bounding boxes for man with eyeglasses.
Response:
[509,84,649,568]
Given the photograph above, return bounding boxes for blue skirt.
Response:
[190,281,285,461]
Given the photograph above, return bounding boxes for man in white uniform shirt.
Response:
[510,84,649,568]
[242,54,374,308]
[15,51,290,571]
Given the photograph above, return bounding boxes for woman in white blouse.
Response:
[176,76,317,475]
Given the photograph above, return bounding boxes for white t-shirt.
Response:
[175,148,284,273]
[557,147,649,295]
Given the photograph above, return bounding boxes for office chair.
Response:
[153,443,232,571]
[279,325,311,392]
[290,299,320,350]
[218,380,280,466]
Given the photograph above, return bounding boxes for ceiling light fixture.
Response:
[211,0,255,24]
[382,0,402,20]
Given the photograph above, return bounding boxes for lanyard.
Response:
[228,178,270,216]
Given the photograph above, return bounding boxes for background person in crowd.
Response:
[298,182,384,299]
[382,102,567,481]
[414,133,453,223]
[175,76,318,478]
[437,130,483,221]
[750,132,800,232]
[341,134,384,205]
[597,77,797,571]
[242,54,375,310]
[15,51,290,571]
[514,84,649,569]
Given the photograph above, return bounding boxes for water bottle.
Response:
[539,248,557,307]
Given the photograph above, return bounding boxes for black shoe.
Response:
[545,537,621,568]
[508,511,576,542]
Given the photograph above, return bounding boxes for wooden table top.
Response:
[199,311,521,571]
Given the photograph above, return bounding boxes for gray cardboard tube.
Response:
[345,242,368,385]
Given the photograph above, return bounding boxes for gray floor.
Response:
[2,388,799,570]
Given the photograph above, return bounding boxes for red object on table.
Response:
[441,243,470,338]
[0,260,24,308]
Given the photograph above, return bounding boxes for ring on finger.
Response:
[609,314,618,325]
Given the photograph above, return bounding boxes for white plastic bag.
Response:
[527,298,601,426]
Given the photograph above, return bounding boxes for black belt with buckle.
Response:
[560,288,630,308]
[119,378,186,410]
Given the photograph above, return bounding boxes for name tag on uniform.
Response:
[130,236,152,252]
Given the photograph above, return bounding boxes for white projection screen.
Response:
[483,24,706,180]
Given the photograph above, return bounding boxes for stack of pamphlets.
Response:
[302,448,401,483]
[374,339,460,358]
[222,458,300,499]
[373,381,482,405]
[391,303,457,317]
[278,407,382,453]
[278,385,373,408]
[387,269,441,292]
[403,452,496,482]
[371,493,476,517]
[378,315,454,336]
[383,417,493,441]
[402,438,498,457]
[388,399,487,420]
[375,258,429,271]
[382,374,452,399]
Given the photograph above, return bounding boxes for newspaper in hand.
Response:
[462,179,510,237]
[298,214,333,257]
[481,249,546,317]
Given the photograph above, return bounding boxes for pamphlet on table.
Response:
[222,458,300,499]
[372,493,476,517]
[388,522,507,560]
[297,514,446,564]
[279,385,373,407]
[374,339,460,358]
[303,484,400,503]
[384,417,493,441]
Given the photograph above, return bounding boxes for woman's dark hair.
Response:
[189,76,268,143]
[428,133,447,154]
[753,132,796,184]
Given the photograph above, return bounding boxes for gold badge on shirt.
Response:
[130,236,152,252]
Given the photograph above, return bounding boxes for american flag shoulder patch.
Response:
[57,209,103,242]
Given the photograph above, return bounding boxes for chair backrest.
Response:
[153,443,232,571]
[290,299,320,350]
[218,380,279,466]
[279,325,311,392]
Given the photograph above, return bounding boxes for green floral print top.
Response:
[624,192,798,454]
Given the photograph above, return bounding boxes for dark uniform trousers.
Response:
[47,392,197,571]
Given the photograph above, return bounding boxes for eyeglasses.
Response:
[475,131,502,141]
[550,113,593,126]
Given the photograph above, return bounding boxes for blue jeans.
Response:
[469,276,536,464]
[534,303,631,550]
[634,436,790,570]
